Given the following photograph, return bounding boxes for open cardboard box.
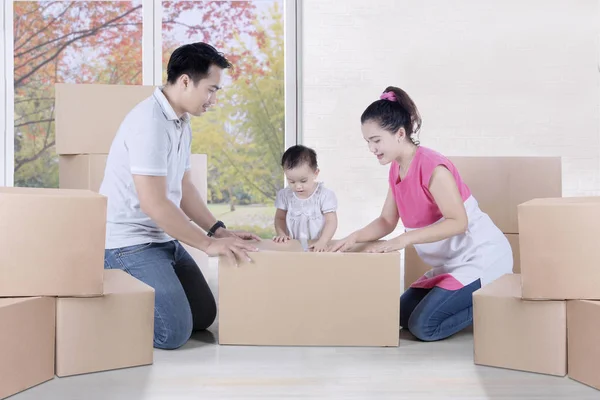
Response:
[218,239,401,347]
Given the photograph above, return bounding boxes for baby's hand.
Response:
[309,241,330,253]
[273,235,291,243]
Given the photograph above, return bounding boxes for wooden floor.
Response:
[12,260,599,399]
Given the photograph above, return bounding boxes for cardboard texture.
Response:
[0,297,55,399]
[449,156,562,234]
[518,197,600,300]
[218,240,401,347]
[59,154,108,192]
[56,269,155,377]
[181,241,209,273]
[190,154,208,202]
[0,187,105,297]
[567,300,600,390]
[473,274,567,376]
[55,83,154,154]
[403,234,520,291]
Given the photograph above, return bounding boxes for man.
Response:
[100,42,259,350]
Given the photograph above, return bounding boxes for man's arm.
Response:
[180,170,261,241]
[134,174,213,251]
[180,170,219,232]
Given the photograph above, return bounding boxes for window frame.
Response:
[3,0,299,187]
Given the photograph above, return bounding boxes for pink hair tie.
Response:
[380,91,397,102]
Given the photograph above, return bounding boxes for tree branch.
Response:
[15,5,141,59]
[14,96,55,105]
[15,3,74,53]
[14,6,141,87]
[14,139,55,172]
[15,118,54,129]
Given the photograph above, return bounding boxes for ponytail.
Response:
[361,86,422,144]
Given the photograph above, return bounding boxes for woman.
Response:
[331,86,512,341]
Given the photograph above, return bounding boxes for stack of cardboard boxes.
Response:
[475,196,600,389]
[0,188,154,399]
[55,83,210,270]
[0,84,169,398]
[401,156,599,390]
[403,156,563,289]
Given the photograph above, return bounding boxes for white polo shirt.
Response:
[100,87,192,249]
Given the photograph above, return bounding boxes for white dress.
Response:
[275,182,338,241]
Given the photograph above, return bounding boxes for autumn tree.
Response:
[13,0,257,187]
[189,3,285,207]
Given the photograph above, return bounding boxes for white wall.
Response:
[302,0,600,238]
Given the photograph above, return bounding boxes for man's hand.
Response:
[205,237,259,267]
[215,228,261,241]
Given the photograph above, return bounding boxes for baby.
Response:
[273,145,338,252]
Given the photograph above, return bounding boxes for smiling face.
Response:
[179,64,223,117]
[284,163,319,198]
[361,120,412,165]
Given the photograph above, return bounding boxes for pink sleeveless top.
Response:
[390,146,513,290]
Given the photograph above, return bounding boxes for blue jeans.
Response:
[400,279,481,341]
[104,240,216,350]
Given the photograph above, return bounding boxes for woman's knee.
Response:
[407,314,438,342]
[407,308,451,342]
[153,305,193,350]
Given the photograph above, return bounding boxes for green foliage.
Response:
[191,4,285,206]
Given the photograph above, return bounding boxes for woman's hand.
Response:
[309,240,330,252]
[329,232,359,252]
[365,235,410,253]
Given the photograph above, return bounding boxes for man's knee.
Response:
[193,297,217,332]
[154,309,193,350]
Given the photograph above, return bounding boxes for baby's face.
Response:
[284,163,319,198]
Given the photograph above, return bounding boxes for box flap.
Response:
[0,187,103,198]
[473,273,521,298]
[519,196,600,207]
[102,270,154,295]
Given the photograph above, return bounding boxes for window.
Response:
[10,0,144,187]
[161,0,289,238]
[4,0,298,238]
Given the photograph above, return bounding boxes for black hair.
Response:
[166,42,232,85]
[281,145,318,171]
[360,86,422,145]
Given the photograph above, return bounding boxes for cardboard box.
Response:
[190,154,208,202]
[449,157,562,234]
[56,270,154,377]
[59,153,207,198]
[218,240,401,347]
[181,242,209,274]
[567,300,600,390]
[403,234,520,291]
[473,274,567,376]
[0,297,55,399]
[518,197,600,300]
[59,154,108,192]
[55,83,154,154]
[0,187,105,297]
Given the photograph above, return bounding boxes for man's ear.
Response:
[179,74,190,89]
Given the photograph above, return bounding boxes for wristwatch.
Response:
[207,220,226,237]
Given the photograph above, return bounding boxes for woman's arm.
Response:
[330,188,400,252]
[369,166,467,252]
